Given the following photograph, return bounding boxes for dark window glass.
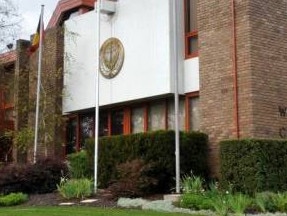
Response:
[66,118,77,154]
[111,110,124,135]
[99,112,109,136]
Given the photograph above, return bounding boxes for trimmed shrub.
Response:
[0,192,28,206]
[67,150,92,179]
[85,130,209,193]
[220,139,287,194]
[107,159,158,198]
[0,158,68,195]
[179,193,212,210]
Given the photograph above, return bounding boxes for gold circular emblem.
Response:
[99,37,125,79]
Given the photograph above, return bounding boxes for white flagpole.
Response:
[33,5,44,164]
[94,0,101,193]
[172,0,180,194]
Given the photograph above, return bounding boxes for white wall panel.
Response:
[63,0,199,114]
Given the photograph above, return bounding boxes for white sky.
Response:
[12,0,58,40]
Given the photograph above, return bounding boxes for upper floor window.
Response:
[185,0,198,58]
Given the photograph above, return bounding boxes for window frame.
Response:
[184,0,199,59]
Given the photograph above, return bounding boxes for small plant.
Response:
[180,172,204,194]
[57,178,93,199]
[0,192,28,206]
[254,192,277,213]
[271,192,287,212]
[228,193,251,215]
[209,193,229,216]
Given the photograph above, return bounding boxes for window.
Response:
[111,110,124,135]
[131,107,144,133]
[185,0,198,58]
[99,112,109,137]
[168,98,185,131]
[66,118,77,154]
[148,101,165,131]
[188,96,200,131]
[80,115,94,148]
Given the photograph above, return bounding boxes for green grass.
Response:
[0,206,200,216]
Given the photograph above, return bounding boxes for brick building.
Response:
[0,0,286,176]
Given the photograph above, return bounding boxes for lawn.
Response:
[0,207,202,216]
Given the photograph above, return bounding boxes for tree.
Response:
[0,0,20,53]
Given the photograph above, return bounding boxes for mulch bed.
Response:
[22,190,164,208]
[22,189,117,208]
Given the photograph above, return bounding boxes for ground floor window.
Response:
[65,93,200,155]
[131,107,145,133]
[168,99,185,131]
[80,115,94,147]
[111,109,124,135]
[186,92,200,131]
[65,117,77,154]
[148,101,166,131]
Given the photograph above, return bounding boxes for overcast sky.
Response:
[12,0,58,40]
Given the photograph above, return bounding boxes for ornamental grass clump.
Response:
[228,193,252,215]
[180,172,205,194]
[271,192,287,212]
[57,178,93,199]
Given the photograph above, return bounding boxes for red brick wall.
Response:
[198,0,287,176]
[28,27,64,162]
[248,0,287,139]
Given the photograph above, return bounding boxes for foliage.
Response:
[85,130,209,193]
[67,150,92,179]
[57,178,93,199]
[271,192,287,212]
[0,192,28,206]
[179,176,252,215]
[0,158,68,194]
[0,134,12,162]
[108,159,158,198]
[220,139,287,194]
[179,193,212,210]
[228,193,251,215]
[0,0,20,53]
[9,127,34,153]
[209,193,229,216]
[180,172,205,194]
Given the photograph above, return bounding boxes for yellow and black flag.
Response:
[28,16,44,55]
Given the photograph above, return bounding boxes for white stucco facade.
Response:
[63,0,199,114]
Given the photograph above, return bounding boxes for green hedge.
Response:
[220,139,287,194]
[67,151,92,179]
[85,130,209,192]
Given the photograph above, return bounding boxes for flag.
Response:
[28,16,44,55]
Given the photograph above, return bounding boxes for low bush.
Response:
[0,192,28,206]
[57,178,93,199]
[0,158,68,194]
[179,193,212,210]
[107,159,158,198]
[67,151,92,179]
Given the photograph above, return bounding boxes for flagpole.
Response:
[172,0,180,194]
[33,5,44,164]
[94,0,101,193]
